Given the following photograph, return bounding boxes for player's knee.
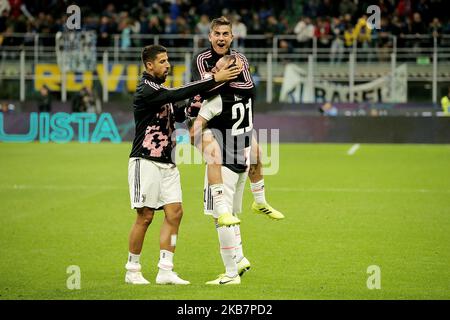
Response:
[174,207,184,221]
[207,148,222,165]
[136,207,154,226]
[168,206,183,224]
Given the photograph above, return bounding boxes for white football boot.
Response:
[125,262,150,284]
[156,270,190,285]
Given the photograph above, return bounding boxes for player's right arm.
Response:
[140,77,215,109]
[140,67,240,108]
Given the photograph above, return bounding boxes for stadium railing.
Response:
[0,33,449,104]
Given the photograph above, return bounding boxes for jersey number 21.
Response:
[231,100,253,136]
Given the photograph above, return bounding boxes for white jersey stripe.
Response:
[196,51,212,77]
[144,79,160,90]
[230,52,253,88]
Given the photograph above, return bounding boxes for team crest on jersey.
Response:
[234,94,244,101]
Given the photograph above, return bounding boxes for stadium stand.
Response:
[0,0,449,50]
[1,0,450,129]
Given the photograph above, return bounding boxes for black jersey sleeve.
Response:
[228,52,255,96]
[140,77,217,109]
[191,53,203,81]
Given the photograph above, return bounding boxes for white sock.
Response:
[217,226,238,277]
[210,184,229,218]
[157,249,174,272]
[250,179,266,204]
[126,252,141,271]
[234,225,244,263]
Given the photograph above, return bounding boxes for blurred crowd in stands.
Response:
[0,0,449,52]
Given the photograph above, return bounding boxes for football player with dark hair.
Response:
[125,44,241,285]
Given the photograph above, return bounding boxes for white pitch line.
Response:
[0,184,121,191]
[271,187,450,194]
[347,143,360,155]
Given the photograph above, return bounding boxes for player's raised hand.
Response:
[213,64,242,82]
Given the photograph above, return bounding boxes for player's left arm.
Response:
[189,114,222,167]
[189,115,208,147]
[189,95,222,147]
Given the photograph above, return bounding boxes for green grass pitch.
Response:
[0,142,449,300]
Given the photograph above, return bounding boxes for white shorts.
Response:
[128,157,182,210]
[203,166,248,216]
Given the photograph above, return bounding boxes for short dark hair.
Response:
[210,16,232,32]
[221,55,236,66]
[212,55,236,73]
[141,45,167,66]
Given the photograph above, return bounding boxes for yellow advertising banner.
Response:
[34,64,187,92]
